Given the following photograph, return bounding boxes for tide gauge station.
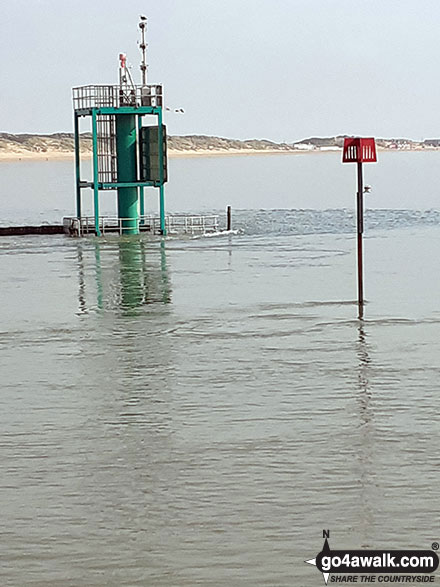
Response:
[72,17,168,236]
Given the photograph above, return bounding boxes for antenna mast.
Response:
[139,16,148,86]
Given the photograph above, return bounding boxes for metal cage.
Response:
[72,84,163,110]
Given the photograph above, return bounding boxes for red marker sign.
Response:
[342,137,377,319]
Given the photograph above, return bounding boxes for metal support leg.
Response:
[74,113,81,219]
[92,110,101,236]
[140,186,145,224]
[158,108,166,236]
[356,162,364,319]
[159,184,166,236]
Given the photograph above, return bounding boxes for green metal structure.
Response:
[72,64,167,236]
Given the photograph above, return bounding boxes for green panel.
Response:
[138,116,145,224]
[139,125,168,183]
[116,114,139,235]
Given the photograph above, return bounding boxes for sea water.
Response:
[0,152,439,586]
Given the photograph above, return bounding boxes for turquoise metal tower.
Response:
[72,21,167,236]
[115,113,138,234]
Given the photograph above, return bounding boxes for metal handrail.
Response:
[72,84,163,110]
[68,214,219,236]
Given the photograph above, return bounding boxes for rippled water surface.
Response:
[1,155,440,586]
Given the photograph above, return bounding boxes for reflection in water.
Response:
[76,237,171,313]
[2,220,440,585]
[357,324,372,415]
[119,239,145,310]
[356,322,376,547]
[227,235,233,270]
[77,245,86,314]
[94,242,104,310]
[159,241,171,304]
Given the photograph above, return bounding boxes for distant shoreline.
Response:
[2,132,440,161]
[0,148,318,162]
[1,146,439,162]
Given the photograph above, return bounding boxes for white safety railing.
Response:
[159,215,219,235]
[64,215,219,236]
[72,84,164,110]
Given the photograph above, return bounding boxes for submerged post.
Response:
[227,205,232,231]
[342,137,377,319]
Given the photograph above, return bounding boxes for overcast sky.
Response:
[1,0,439,142]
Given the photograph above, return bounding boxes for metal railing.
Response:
[64,215,219,237]
[73,84,163,110]
[96,114,117,183]
[163,215,219,235]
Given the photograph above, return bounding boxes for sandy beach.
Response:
[0,145,435,162]
[0,148,315,162]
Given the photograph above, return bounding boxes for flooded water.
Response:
[1,153,440,586]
